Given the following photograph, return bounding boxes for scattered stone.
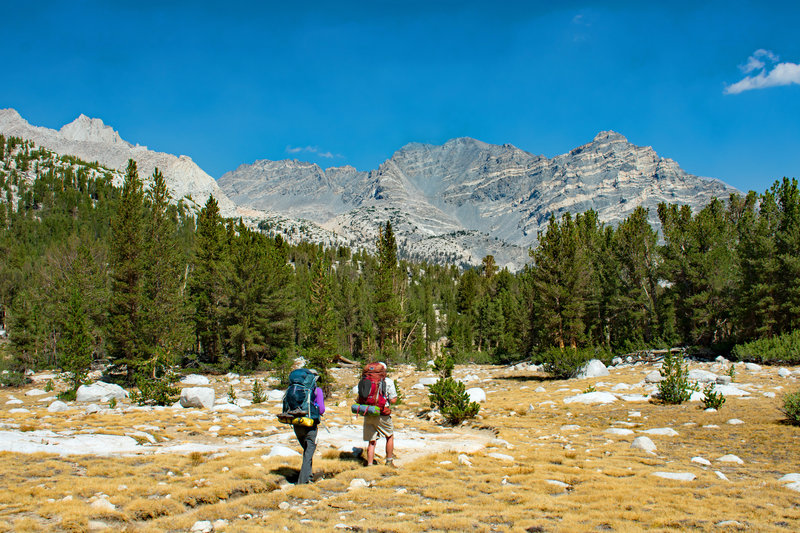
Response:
[458,454,472,466]
[417,377,439,386]
[181,374,210,385]
[348,478,370,491]
[465,388,486,403]
[778,368,791,378]
[715,375,732,385]
[744,363,761,371]
[687,369,717,383]
[212,519,229,530]
[267,389,284,402]
[575,359,609,379]
[25,389,47,396]
[691,457,711,466]
[612,357,623,366]
[208,425,222,433]
[630,436,657,452]
[87,520,109,531]
[213,403,244,414]
[717,454,744,464]
[545,479,570,489]
[785,482,800,493]
[534,386,546,393]
[47,401,70,413]
[9,408,30,413]
[278,502,290,510]
[713,385,750,397]
[642,428,679,437]
[90,498,116,511]
[191,520,213,532]
[180,387,215,409]
[76,382,129,403]
[619,394,650,402]
[5,398,23,405]
[563,391,617,405]
[560,424,580,431]
[644,371,663,383]
[727,419,744,425]
[652,472,696,481]
[715,471,729,481]
[611,383,631,391]
[605,428,634,436]
[267,445,300,458]
[487,452,514,462]
[763,392,776,398]
[716,521,742,528]
[778,473,800,483]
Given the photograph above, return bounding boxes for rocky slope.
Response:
[0,109,237,215]
[220,132,737,269]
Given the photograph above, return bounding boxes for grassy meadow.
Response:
[0,362,799,532]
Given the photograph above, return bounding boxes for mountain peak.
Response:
[593,130,628,143]
[59,114,127,146]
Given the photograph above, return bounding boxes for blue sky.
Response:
[2,1,798,193]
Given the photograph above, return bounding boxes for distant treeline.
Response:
[1,134,799,391]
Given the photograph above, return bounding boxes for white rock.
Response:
[47,401,70,413]
[611,383,631,391]
[630,436,657,452]
[465,388,486,403]
[76,382,129,402]
[268,389,285,402]
[90,498,116,511]
[785,482,800,492]
[213,403,244,414]
[457,454,472,466]
[619,394,650,402]
[717,454,744,464]
[688,390,705,402]
[9,408,30,413]
[278,501,290,510]
[190,520,213,533]
[605,428,634,436]
[643,428,679,437]
[744,363,761,371]
[778,368,791,378]
[611,357,623,366]
[267,445,300,458]
[180,387,215,409]
[652,472,696,481]
[691,457,711,466]
[348,478,370,491]
[560,424,580,431]
[545,479,570,489]
[180,374,210,385]
[208,425,222,433]
[644,371,663,383]
[212,519,229,529]
[763,392,776,398]
[687,369,718,383]
[488,452,514,462]
[575,359,609,379]
[563,391,617,405]
[25,389,47,396]
[235,398,252,408]
[715,356,729,364]
[712,385,750,397]
[727,419,744,425]
[715,471,729,481]
[417,377,439,386]
[535,386,546,393]
[715,375,732,385]
[5,398,23,405]
[778,473,800,483]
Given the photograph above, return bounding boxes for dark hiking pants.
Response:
[293,424,318,484]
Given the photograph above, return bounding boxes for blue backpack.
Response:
[279,369,320,424]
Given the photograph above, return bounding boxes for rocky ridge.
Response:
[0,109,237,215]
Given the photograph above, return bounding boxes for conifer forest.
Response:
[1,135,799,398]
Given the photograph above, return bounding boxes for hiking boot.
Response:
[385,458,396,467]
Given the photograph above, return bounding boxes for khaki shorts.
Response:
[363,414,393,442]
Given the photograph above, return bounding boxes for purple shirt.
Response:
[314,387,325,415]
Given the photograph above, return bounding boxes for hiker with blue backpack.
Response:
[278,366,325,484]
[352,361,397,466]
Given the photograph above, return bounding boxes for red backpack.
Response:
[356,362,391,415]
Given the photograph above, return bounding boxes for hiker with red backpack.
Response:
[278,366,325,484]
[352,361,397,466]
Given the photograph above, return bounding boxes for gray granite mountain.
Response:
[0,108,236,215]
[220,132,737,269]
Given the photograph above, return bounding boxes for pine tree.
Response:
[106,159,145,382]
[59,288,93,391]
[375,221,402,354]
[773,178,800,333]
[190,195,229,364]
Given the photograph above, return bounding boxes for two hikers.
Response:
[279,366,325,484]
[354,361,398,466]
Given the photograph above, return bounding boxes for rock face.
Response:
[179,387,215,409]
[220,132,737,270]
[0,108,236,216]
[75,382,129,403]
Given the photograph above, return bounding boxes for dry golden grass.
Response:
[1,365,800,531]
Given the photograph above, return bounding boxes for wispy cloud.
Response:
[725,49,800,94]
[285,145,342,159]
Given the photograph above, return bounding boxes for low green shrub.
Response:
[251,379,265,404]
[732,330,800,365]
[428,377,480,425]
[701,383,726,410]
[533,347,595,379]
[783,390,800,425]
[658,349,698,405]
